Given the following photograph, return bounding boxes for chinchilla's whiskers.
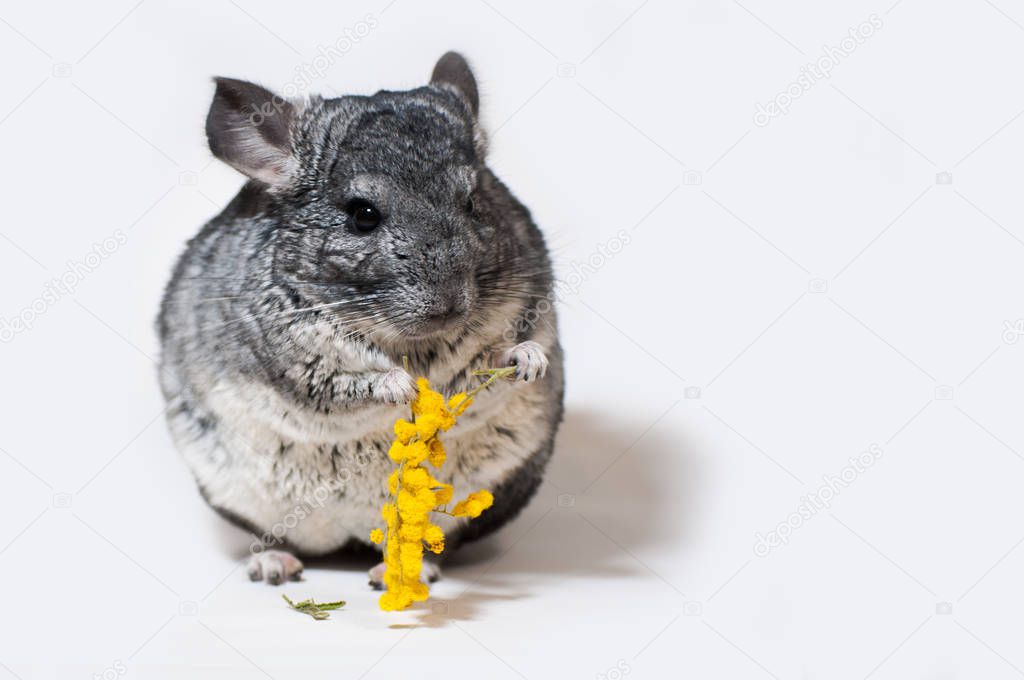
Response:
[345,315,409,343]
[476,273,549,286]
[364,313,404,346]
[280,298,386,317]
[192,295,261,303]
[378,326,407,347]
[370,310,424,347]
[199,295,388,334]
[190,265,552,353]
[259,302,393,335]
[325,310,413,347]
[256,298,403,340]
[479,289,550,301]
[318,305,399,334]
[319,319,388,344]
[211,311,392,351]
[177,275,383,287]
[462,317,487,342]
[477,264,551,277]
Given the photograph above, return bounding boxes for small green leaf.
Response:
[282,594,346,620]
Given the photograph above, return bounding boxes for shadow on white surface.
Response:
[196,407,697,629]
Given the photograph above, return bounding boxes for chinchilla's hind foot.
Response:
[247,549,304,585]
[368,560,441,590]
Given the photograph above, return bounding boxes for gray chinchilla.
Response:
[157,52,564,586]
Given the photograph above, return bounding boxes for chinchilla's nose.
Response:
[424,291,466,320]
[417,294,467,334]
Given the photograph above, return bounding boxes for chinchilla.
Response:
[157,52,563,586]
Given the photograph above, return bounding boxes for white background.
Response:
[2,0,1023,677]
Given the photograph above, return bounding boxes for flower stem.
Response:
[468,366,517,399]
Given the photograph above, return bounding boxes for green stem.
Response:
[467,366,517,399]
[283,594,345,620]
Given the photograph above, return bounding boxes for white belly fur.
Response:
[166,372,553,555]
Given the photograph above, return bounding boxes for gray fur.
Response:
[157,52,564,560]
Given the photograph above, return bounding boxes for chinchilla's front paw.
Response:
[374,367,417,404]
[498,341,549,382]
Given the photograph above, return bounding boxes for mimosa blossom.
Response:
[372,371,509,611]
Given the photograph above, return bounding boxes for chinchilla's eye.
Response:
[349,200,381,232]
[465,195,475,214]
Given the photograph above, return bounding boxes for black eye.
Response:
[465,196,475,214]
[349,200,381,232]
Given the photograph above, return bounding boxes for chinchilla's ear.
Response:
[430,51,479,116]
[206,77,297,187]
